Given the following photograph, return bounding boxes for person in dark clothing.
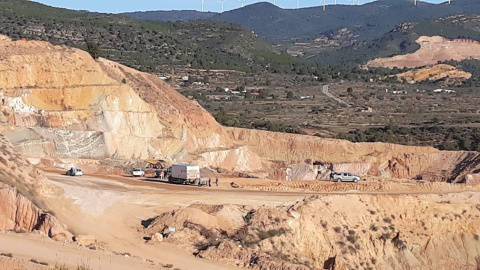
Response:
[1,97,4,106]
[208,178,211,187]
[215,178,219,186]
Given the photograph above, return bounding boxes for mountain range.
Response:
[0,0,311,74]
[124,0,480,43]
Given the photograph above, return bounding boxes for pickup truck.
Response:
[330,172,361,183]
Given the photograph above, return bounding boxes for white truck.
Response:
[168,164,200,185]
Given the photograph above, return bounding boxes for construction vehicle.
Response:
[168,164,201,185]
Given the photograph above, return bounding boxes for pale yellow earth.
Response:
[367,36,480,68]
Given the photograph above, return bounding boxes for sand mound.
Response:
[395,64,471,84]
[367,36,480,68]
[145,204,248,235]
[148,194,480,269]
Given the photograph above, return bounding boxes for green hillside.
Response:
[0,0,313,74]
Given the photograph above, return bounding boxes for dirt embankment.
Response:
[367,36,480,69]
[0,35,479,182]
[395,64,471,84]
[0,134,72,240]
[142,194,480,270]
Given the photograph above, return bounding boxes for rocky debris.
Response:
[367,36,480,69]
[465,174,480,186]
[74,235,98,246]
[145,194,480,270]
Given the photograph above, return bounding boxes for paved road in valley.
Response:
[322,85,352,107]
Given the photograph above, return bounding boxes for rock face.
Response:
[0,134,72,240]
[146,194,480,270]
[367,36,480,69]
[0,183,72,241]
[0,35,479,181]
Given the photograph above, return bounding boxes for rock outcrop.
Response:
[0,35,479,182]
[0,134,72,240]
[145,194,480,270]
[0,183,72,241]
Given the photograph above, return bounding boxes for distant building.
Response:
[360,107,373,113]
[158,75,170,81]
[433,89,443,93]
[181,76,189,82]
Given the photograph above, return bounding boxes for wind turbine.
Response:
[201,0,205,12]
[239,0,246,7]
[320,0,326,11]
[272,0,276,5]
[218,0,225,12]
[296,0,300,9]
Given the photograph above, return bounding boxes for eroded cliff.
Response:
[0,134,72,240]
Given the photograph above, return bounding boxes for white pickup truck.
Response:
[168,164,200,185]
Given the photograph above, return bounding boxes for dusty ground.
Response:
[3,172,475,269]
[39,173,309,270]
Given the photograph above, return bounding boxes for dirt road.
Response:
[40,173,308,270]
[322,84,352,107]
[0,233,156,270]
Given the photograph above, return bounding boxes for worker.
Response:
[208,177,212,187]
[1,97,4,106]
[215,178,219,187]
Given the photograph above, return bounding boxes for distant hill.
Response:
[0,0,313,74]
[124,0,480,43]
[123,10,216,21]
[314,14,480,67]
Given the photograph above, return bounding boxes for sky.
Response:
[32,0,445,13]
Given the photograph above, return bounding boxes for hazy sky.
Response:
[33,0,445,13]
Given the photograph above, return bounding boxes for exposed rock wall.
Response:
[0,183,72,241]
[0,134,72,240]
[1,35,479,181]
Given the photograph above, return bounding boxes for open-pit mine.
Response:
[1,35,480,270]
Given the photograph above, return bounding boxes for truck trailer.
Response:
[168,164,201,185]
